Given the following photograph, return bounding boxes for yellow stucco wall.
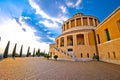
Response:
[95,7,120,64]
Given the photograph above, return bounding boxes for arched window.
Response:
[108,52,110,58]
[81,53,83,58]
[68,48,73,52]
[87,53,89,58]
[113,52,116,59]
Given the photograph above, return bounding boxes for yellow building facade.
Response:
[95,7,120,64]
[49,7,120,64]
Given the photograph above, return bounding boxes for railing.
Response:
[53,47,72,57]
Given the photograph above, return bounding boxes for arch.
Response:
[87,53,89,58]
[68,48,73,52]
[81,53,83,58]
[67,35,73,46]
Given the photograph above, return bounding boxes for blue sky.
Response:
[0,0,120,53]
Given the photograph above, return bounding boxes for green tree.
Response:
[33,48,35,57]
[36,49,41,57]
[26,46,30,57]
[19,45,23,57]
[44,54,50,60]
[12,43,17,57]
[3,41,10,58]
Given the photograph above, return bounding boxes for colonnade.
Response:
[56,32,90,48]
[62,17,99,32]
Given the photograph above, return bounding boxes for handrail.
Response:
[53,47,72,57]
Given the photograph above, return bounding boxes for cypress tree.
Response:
[19,45,23,57]
[37,49,40,57]
[33,48,35,57]
[38,49,40,54]
[0,37,1,41]
[12,43,17,57]
[26,46,30,57]
[3,41,10,58]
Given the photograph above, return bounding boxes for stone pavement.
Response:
[0,57,120,80]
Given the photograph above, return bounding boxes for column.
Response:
[84,33,89,45]
[69,20,71,28]
[73,34,77,46]
[81,17,83,26]
[64,36,67,47]
[75,19,77,27]
[87,17,90,26]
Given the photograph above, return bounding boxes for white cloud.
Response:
[47,35,55,42]
[39,20,59,28]
[75,0,82,7]
[23,16,31,20]
[66,2,74,7]
[29,0,68,24]
[59,5,67,14]
[0,17,49,54]
[66,0,82,9]
[47,32,51,34]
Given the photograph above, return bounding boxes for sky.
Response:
[0,0,120,54]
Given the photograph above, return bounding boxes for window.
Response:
[105,28,111,41]
[67,22,69,29]
[117,20,120,31]
[87,53,89,58]
[97,34,100,44]
[67,35,73,46]
[108,52,110,58]
[77,34,84,45]
[113,52,116,59]
[60,37,64,47]
[68,48,73,52]
[81,53,83,58]
[93,53,95,57]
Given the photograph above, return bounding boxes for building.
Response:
[49,7,120,64]
[95,7,120,64]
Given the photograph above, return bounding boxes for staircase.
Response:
[52,47,72,60]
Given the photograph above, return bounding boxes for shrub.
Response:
[44,54,50,59]
[54,55,58,60]
[46,55,50,60]
[93,55,99,61]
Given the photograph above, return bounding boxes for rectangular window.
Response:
[117,20,120,31]
[108,52,110,58]
[81,53,83,58]
[97,34,100,44]
[113,52,116,59]
[105,28,111,41]
[87,53,89,58]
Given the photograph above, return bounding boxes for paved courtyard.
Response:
[0,57,120,80]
